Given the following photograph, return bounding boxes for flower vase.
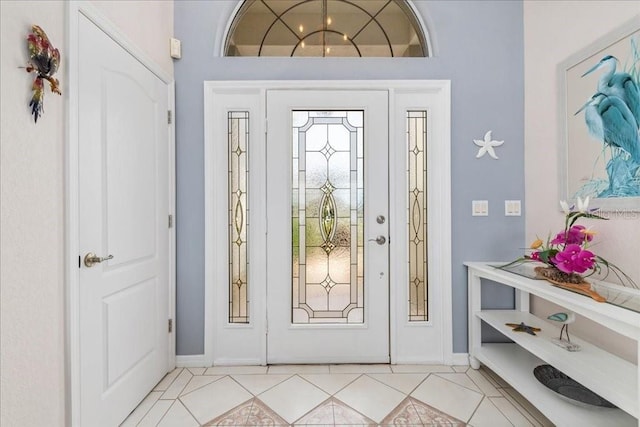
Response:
[534,267,606,302]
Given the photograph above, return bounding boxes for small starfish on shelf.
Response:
[505,322,541,336]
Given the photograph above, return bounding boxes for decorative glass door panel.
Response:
[292,111,364,324]
[266,90,389,363]
[407,111,428,322]
[229,111,249,324]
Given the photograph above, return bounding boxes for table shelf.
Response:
[466,262,640,426]
[474,343,636,426]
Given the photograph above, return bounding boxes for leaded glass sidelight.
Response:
[407,111,428,321]
[229,112,249,323]
[292,111,364,324]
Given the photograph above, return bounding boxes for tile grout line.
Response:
[297,372,364,396]
[329,364,394,375]
[160,369,193,400]
[122,392,160,426]
[465,395,486,425]
[242,398,256,426]
[433,373,484,395]
[406,395,469,427]
[230,373,294,397]
[227,374,258,398]
[406,397,426,426]
[480,367,509,388]
[499,388,546,427]
[176,394,206,426]
[177,374,227,399]
[289,395,332,425]
[134,399,172,427]
[467,369,537,425]
[487,396,520,427]
[329,399,337,426]
[153,400,178,426]
[464,369,502,396]
[154,368,182,392]
[477,367,502,388]
[363,372,429,396]
[331,395,379,426]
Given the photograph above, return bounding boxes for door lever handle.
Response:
[84,253,114,268]
[368,235,386,245]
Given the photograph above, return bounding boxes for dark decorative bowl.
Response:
[533,365,616,408]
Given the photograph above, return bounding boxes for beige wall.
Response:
[524,1,640,363]
[1,2,66,425]
[91,0,174,77]
[0,1,173,425]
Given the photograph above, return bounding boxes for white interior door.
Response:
[266,90,389,363]
[78,14,170,426]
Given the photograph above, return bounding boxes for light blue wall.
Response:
[174,0,525,355]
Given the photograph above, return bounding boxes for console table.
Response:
[465,262,639,426]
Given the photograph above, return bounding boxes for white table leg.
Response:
[468,269,482,370]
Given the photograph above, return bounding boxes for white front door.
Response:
[266,90,390,363]
[78,14,170,426]
[205,81,452,366]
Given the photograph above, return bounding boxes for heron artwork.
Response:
[575,45,640,198]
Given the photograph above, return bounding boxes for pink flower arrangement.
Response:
[552,244,594,274]
[505,197,637,288]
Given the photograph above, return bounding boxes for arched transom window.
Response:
[225,0,429,57]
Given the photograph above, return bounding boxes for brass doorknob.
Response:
[84,253,114,267]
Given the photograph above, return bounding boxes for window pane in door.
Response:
[229,111,249,323]
[407,111,428,321]
[292,110,364,324]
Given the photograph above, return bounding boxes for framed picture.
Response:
[558,16,640,212]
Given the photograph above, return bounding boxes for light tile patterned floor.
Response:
[121,365,553,426]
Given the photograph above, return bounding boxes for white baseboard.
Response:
[213,358,263,366]
[393,357,451,365]
[393,353,469,366]
[176,354,209,368]
[177,353,470,368]
[451,353,469,366]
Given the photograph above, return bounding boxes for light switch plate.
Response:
[472,200,489,216]
[170,37,181,59]
[505,200,521,216]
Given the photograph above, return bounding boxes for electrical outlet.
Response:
[505,200,521,216]
[472,200,488,216]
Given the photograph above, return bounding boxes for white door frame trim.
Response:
[203,80,452,366]
[66,2,176,424]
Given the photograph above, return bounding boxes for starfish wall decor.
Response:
[473,130,504,159]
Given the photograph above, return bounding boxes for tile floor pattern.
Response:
[121,365,553,427]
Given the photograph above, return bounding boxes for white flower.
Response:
[559,200,571,215]
[576,196,590,213]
